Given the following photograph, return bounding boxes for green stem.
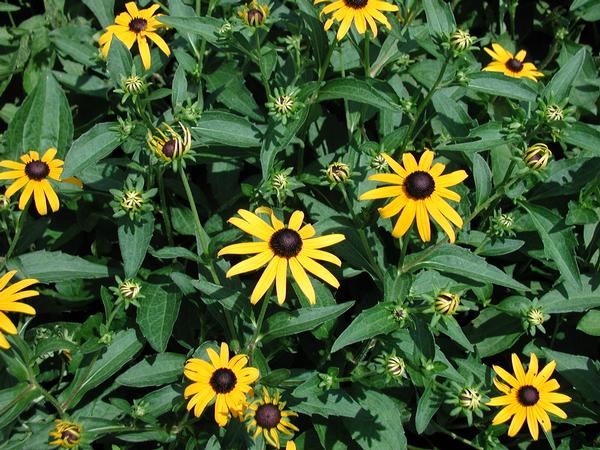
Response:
[396,56,450,156]
[397,233,410,272]
[247,286,272,357]
[362,36,370,78]
[318,39,336,83]
[255,31,272,98]
[157,168,175,246]
[195,0,201,15]
[431,423,483,450]
[21,353,65,418]
[4,206,27,263]
[105,301,124,330]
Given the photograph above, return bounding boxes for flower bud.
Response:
[526,307,545,326]
[371,153,388,172]
[386,355,406,379]
[450,29,474,52]
[147,122,192,163]
[271,172,288,191]
[122,74,147,95]
[545,104,564,122]
[49,420,82,449]
[0,194,9,210]
[524,143,552,170]
[326,162,351,184]
[119,279,142,300]
[239,1,269,27]
[459,387,483,411]
[434,292,460,316]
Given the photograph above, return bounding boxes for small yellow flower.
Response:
[147,122,192,163]
[245,387,299,448]
[0,148,82,215]
[359,150,468,243]
[482,43,544,81]
[218,208,345,305]
[0,271,38,350]
[434,292,460,316]
[48,419,82,449]
[238,0,270,27]
[99,2,170,70]
[314,0,399,41]
[487,353,571,440]
[524,143,552,170]
[183,342,260,427]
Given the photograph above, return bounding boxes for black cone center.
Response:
[248,9,264,24]
[25,160,50,181]
[62,430,79,444]
[506,58,524,72]
[162,139,177,158]
[209,368,237,394]
[255,404,281,429]
[270,228,302,258]
[517,386,539,406]
[405,171,435,199]
[129,18,147,33]
[344,0,368,7]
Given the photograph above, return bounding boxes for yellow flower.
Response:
[0,271,38,350]
[482,43,544,81]
[359,151,467,243]
[286,441,296,450]
[183,342,260,427]
[238,0,270,27]
[218,208,345,305]
[245,387,299,448]
[487,353,571,440]
[434,292,460,315]
[523,143,552,170]
[49,420,82,449]
[147,122,192,163]
[314,0,399,41]
[0,149,82,216]
[99,2,170,70]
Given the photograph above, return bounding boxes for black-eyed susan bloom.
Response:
[0,271,38,350]
[183,342,260,427]
[49,420,82,449]
[246,387,299,448]
[487,353,571,440]
[218,208,345,305]
[99,2,170,70]
[0,149,82,216]
[359,151,467,243]
[314,0,399,41]
[483,43,544,81]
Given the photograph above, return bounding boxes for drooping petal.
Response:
[225,251,274,278]
[250,257,278,304]
[289,257,315,304]
[297,255,340,288]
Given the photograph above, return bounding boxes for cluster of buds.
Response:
[434,292,461,316]
[109,176,157,221]
[523,143,552,170]
[449,29,475,53]
[49,420,82,449]
[266,86,303,125]
[392,52,415,72]
[147,122,193,169]
[238,0,269,27]
[325,161,351,185]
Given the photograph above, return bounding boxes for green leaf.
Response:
[106,37,132,86]
[317,78,401,111]
[62,122,122,179]
[543,48,586,102]
[118,214,155,279]
[82,0,115,28]
[139,385,181,417]
[415,383,442,434]
[471,153,492,206]
[204,62,261,120]
[438,317,473,351]
[136,283,182,353]
[422,0,456,36]
[262,302,354,343]
[292,374,361,418]
[404,244,528,291]
[409,318,436,361]
[542,348,600,402]
[540,274,600,313]
[343,387,407,450]
[149,246,201,262]
[576,310,600,336]
[7,250,109,282]
[58,329,143,409]
[468,73,538,102]
[192,111,261,148]
[172,64,188,110]
[157,16,223,45]
[116,353,186,387]
[0,384,39,429]
[5,72,73,159]
[522,203,581,289]
[466,309,524,357]
[562,122,600,154]
[331,303,397,353]
[432,90,473,136]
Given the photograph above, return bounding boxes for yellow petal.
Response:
[275,257,288,305]
[226,251,274,278]
[526,407,539,440]
[507,407,527,437]
[492,364,520,388]
[288,210,304,231]
[435,169,468,188]
[382,153,407,177]
[297,255,340,288]
[402,152,418,172]
[4,176,29,198]
[492,402,519,425]
[137,35,151,69]
[303,234,345,250]
[41,180,60,213]
[0,271,17,291]
[301,248,341,266]
[218,241,269,256]
[418,150,435,171]
[33,183,48,215]
[219,342,230,367]
[146,31,171,56]
[0,312,17,334]
[359,185,405,200]
[250,257,278,304]
[415,201,431,242]
[18,180,34,210]
[289,257,315,304]
[526,353,539,384]
[391,199,416,238]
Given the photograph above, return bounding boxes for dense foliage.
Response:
[0,0,599,449]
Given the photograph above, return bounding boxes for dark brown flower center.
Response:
[404,171,435,199]
[344,0,369,8]
[270,228,303,258]
[517,385,539,406]
[505,58,524,72]
[209,368,237,394]
[255,404,282,429]
[162,139,178,158]
[62,429,79,444]
[24,160,50,181]
[129,18,148,33]
[248,8,264,24]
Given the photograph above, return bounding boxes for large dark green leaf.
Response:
[136,283,182,353]
[543,48,586,102]
[468,73,538,102]
[7,250,109,282]
[192,111,261,148]
[317,78,401,111]
[540,274,600,313]
[118,214,155,279]
[116,353,186,387]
